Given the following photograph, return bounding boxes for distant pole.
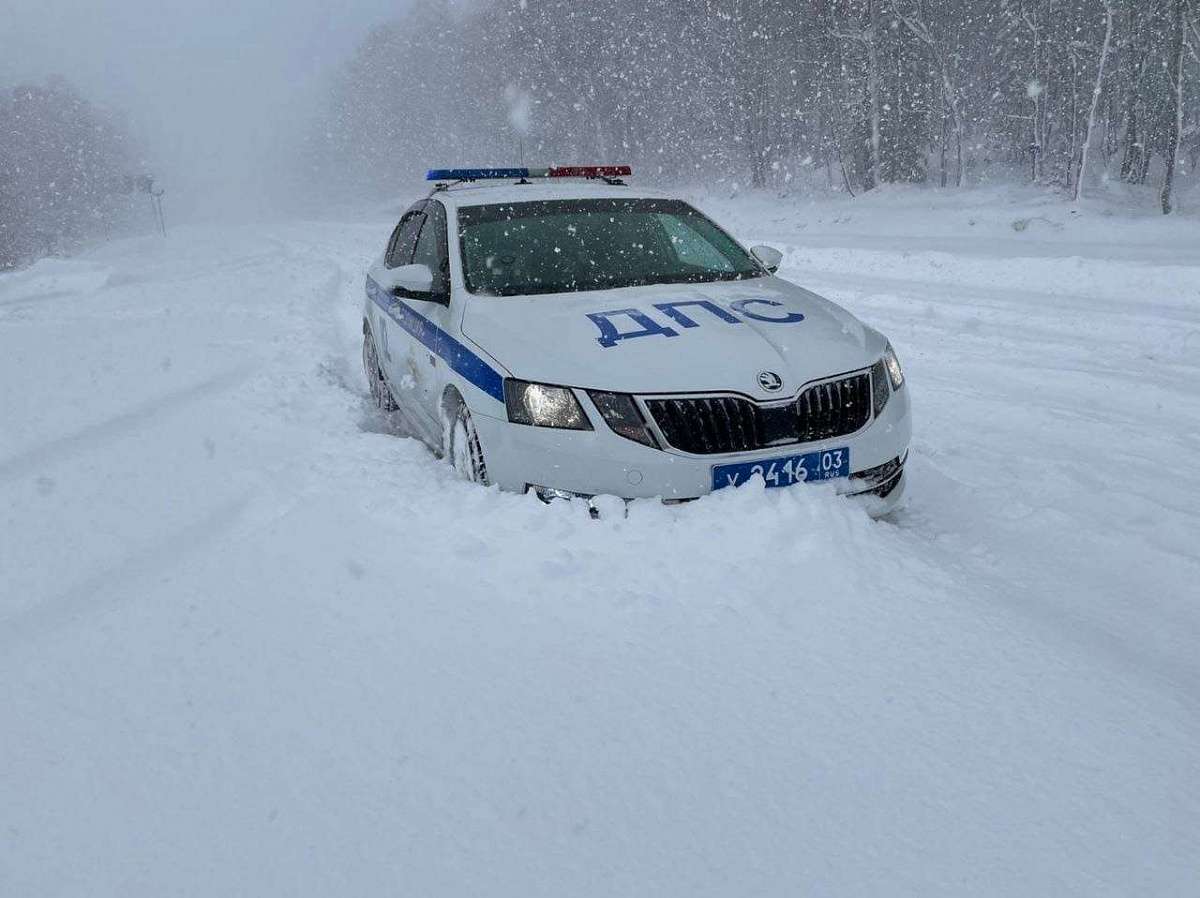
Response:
[135,174,166,236]
[151,186,166,236]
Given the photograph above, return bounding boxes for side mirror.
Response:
[378,263,434,296]
[750,244,783,274]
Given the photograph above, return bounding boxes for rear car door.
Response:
[367,205,424,420]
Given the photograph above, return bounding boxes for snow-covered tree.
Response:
[307,0,1198,210]
[0,77,140,269]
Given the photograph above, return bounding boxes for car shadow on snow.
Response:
[357,403,426,442]
[313,353,431,444]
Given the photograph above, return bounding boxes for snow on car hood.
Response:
[460,276,884,399]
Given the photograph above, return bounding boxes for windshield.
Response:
[456,198,764,296]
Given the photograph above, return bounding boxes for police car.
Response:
[363,166,911,512]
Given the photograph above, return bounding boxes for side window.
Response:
[386,209,425,269]
[412,201,450,297]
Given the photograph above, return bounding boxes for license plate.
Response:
[712,447,850,491]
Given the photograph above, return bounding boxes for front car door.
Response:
[404,199,454,433]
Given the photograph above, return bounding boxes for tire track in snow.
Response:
[973,562,1200,709]
[0,495,251,649]
[268,236,375,404]
[0,364,256,484]
[0,288,78,310]
[782,262,1198,327]
[776,229,1200,266]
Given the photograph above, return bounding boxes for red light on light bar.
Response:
[548,165,632,178]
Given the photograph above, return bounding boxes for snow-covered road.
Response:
[2,189,1199,896]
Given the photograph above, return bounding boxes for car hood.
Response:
[460,276,885,400]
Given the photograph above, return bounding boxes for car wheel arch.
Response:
[441,386,489,484]
[440,384,466,421]
[438,385,466,459]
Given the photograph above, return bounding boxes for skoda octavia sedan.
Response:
[363,166,910,513]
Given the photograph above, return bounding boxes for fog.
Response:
[1,0,1195,265]
[3,0,407,220]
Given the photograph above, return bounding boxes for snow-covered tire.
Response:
[445,399,489,485]
[363,323,398,412]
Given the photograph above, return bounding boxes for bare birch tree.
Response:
[1162,0,1188,213]
[891,0,966,186]
[1075,1,1115,201]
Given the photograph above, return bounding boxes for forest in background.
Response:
[4,0,1199,271]
[309,0,1200,211]
[0,78,145,270]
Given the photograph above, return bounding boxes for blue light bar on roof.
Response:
[426,168,530,181]
[426,165,632,181]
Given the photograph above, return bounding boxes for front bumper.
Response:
[471,381,912,511]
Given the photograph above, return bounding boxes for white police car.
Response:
[363,166,910,512]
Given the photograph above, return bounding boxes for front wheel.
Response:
[446,401,489,485]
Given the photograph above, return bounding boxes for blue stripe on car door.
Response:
[367,277,505,403]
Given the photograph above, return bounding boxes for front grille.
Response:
[796,373,872,444]
[645,395,760,454]
[644,372,873,455]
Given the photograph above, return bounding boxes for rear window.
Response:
[456,198,763,297]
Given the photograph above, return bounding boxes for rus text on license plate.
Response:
[712,447,850,490]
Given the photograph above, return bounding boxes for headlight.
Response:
[871,358,890,416]
[883,343,904,390]
[504,379,592,430]
[587,391,657,448]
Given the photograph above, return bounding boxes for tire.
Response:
[445,399,489,485]
[363,324,398,412]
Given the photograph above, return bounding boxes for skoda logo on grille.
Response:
[757,371,783,392]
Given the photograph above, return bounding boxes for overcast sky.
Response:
[3,0,408,219]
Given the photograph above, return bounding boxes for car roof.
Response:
[430,180,674,212]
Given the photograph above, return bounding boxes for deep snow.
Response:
[1,185,1199,896]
